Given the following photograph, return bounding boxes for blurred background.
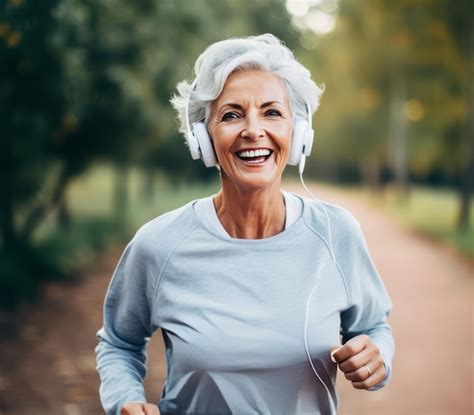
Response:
[0,0,472,414]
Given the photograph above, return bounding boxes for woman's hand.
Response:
[120,402,160,415]
[330,334,386,390]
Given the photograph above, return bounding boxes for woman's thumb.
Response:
[330,345,341,363]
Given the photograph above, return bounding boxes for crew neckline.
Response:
[192,190,305,244]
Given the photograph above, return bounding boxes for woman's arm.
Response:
[335,214,395,391]
[95,237,159,414]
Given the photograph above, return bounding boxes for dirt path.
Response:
[284,181,474,415]
[0,182,472,415]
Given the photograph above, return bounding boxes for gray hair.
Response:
[170,33,324,135]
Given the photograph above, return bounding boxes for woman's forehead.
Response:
[216,70,289,106]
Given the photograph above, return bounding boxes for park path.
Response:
[0,181,472,415]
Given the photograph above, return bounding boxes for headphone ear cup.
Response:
[185,129,201,160]
[192,122,218,167]
[304,127,314,156]
[288,120,307,166]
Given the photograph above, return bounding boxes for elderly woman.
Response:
[96,34,394,415]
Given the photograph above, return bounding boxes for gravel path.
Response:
[0,182,472,415]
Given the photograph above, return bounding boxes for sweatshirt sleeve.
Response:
[338,215,395,391]
[95,235,158,415]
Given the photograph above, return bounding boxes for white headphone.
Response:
[184,79,315,169]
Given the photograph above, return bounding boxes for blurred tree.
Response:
[303,0,472,227]
[0,0,301,306]
[442,0,473,229]
[0,0,64,255]
[52,0,153,218]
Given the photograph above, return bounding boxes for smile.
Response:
[235,148,273,165]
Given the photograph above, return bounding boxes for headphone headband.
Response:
[184,78,198,139]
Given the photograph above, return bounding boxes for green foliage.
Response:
[0,248,37,309]
[0,0,298,308]
[36,216,127,275]
[303,0,470,189]
[0,163,221,309]
[0,214,126,310]
[1,0,65,240]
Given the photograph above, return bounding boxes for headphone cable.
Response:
[299,156,338,414]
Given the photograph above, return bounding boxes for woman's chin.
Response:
[231,170,283,191]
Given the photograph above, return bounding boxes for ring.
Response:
[363,365,372,378]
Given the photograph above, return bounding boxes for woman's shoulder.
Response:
[131,198,203,251]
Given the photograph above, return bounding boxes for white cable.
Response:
[298,157,336,265]
[299,156,337,414]
[303,283,335,412]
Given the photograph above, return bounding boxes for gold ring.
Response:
[364,365,372,377]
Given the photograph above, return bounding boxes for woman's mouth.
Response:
[235,148,273,165]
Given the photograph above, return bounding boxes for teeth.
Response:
[237,149,271,158]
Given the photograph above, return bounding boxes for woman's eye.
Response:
[221,112,240,121]
[265,109,282,117]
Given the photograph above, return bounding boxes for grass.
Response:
[65,164,220,231]
[346,184,474,260]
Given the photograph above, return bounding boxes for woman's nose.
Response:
[241,112,265,140]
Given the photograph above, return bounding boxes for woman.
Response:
[96,34,394,415]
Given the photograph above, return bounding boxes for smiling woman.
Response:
[95,34,395,415]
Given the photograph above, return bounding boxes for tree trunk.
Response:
[57,194,71,229]
[113,164,129,218]
[389,73,410,197]
[0,190,19,252]
[458,151,473,230]
[359,156,381,192]
[142,168,156,203]
[457,22,474,230]
[21,164,71,241]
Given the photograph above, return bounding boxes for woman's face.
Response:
[208,70,293,191]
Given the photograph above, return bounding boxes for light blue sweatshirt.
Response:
[96,191,394,415]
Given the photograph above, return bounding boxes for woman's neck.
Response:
[213,179,286,239]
